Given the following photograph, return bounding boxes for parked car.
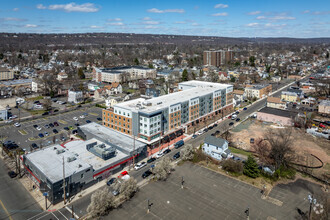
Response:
[236,118,240,122]
[38,133,44,138]
[235,111,240,115]
[203,128,208,133]
[163,149,171,154]
[196,130,203,135]
[134,162,147,170]
[33,124,38,128]
[118,171,129,179]
[173,152,180,160]
[243,107,248,110]
[61,136,67,141]
[107,178,117,186]
[73,117,78,121]
[31,143,38,149]
[214,130,220,135]
[14,122,21,127]
[86,120,91,123]
[72,129,78,134]
[142,170,153,179]
[229,122,234,126]
[112,190,119,196]
[36,126,42,131]
[192,134,197,139]
[147,157,156,163]
[155,152,164,159]
[97,117,102,121]
[74,123,80,127]
[44,132,49,136]
[44,124,50,129]
[49,123,54,127]
[8,171,17,178]
[53,129,58,134]
[83,113,88,116]
[80,115,85,119]
[42,112,49,116]
[213,123,218,127]
[174,140,184,149]
[53,122,59,126]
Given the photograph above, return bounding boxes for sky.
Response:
[0,0,330,38]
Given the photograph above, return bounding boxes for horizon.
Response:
[1,0,330,38]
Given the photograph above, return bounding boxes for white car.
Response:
[36,126,42,131]
[134,162,147,170]
[196,130,203,135]
[14,122,21,127]
[73,117,78,121]
[5,120,13,123]
[79,115,85,119]
[155,152,164,159]
[44,132,49,136]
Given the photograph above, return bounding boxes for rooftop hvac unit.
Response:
[56,149,65,154]
[67,156,76,162]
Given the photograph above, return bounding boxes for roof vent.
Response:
[56,149,65,154]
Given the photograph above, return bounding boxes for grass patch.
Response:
[123,88,138,94]
[27,109,47,115]
[18,129,28,135]
[324,163,330,171]
[26,96,44,101]
[229,147,252,157]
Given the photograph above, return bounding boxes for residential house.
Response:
[94,83,122,99]
[202,136,231,161]
[0,67,14,81]
[233,90,246,102]
[105,96,123,108]
[318,100,330,116]
[271,76,281,82]
[257,107,297,126]
[266,97,286,109]
[0,105,8,121]
[219,72,229,81]
[68,90,83,104]
[244,84,272,99]
[281,91,298,102]
[57,72,68,81]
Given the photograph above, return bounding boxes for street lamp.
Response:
[245,207,249,220]
[307,194,316,220]
[147,199,153,213]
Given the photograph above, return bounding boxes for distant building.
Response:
[0,105,8,121]
[318,100,330,116]
[0,67,14,81]
[202,136,231,161]
[266,97,286,109]
[244,84,272,99]
[57,72,68,81]
[281,91,298,102]
[271,76,281,82]
[233,90,246,102]
[257,107,297,126]
[203,50,234,67]
[68,90,83,104]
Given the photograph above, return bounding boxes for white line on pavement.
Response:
[65,206,79,219]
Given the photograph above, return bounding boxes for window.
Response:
[127,119,130,122]
[81,174,84,179]
[119,116,121,120]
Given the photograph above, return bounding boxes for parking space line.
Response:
[0,199,13,220]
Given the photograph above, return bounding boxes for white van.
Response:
[231,114,237,120]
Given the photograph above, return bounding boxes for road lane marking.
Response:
[0,199,13,220]
[57,210,68,220]
[65,206,79,219]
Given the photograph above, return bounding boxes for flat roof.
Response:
[116,81,231,114]
[25,143,91,183]
[63,139,128,174]
[259,107,297,118]
[79,122,146,153]
[0,79,32,86]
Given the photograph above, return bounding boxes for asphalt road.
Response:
[0,107,102,151]
[0,158,43,220]
[103,163,325,220]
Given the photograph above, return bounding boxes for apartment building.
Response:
[203,50,234,67]
[93,66,156,83]
[102,81,234,146]
[0,67,14,81]
[245,84,272,99]
[266,96,286,109]
[281,91,298,102]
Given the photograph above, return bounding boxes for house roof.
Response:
[233,90,244,95]
[111,82,120,88]
[0,67,10,72]
[267,96,285,104]
[204,136,228,148]
[258,107,297,118]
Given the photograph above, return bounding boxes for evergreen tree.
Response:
[78,68,85,79]
[199,69,204,77]
[134,58,139,65]
[243,155,260,178]
[182,69,188,81]
[148,63,154,69]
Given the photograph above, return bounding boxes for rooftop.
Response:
[0,79,32,86]
[79,122,146,153]
[267,96,285,104]
[259,107,297,118]
[319,100,330,106]
[204,135,228,148]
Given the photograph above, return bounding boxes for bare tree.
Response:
[119,177,138,200]
[153,157,173,181]
[251,138,273,165]
[87,188,117,218]
[180,144,195,161]
[264,128,294,169]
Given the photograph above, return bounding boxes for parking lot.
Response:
[0,107,102,152]
[106,163,325,220]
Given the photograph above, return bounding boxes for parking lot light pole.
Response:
[245,207,249,220]
[147,199,153,213]
[181,176,184,189]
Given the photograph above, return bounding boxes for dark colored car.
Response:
[8,171,17,178]
[86,120,91,123]
[38,133,44,138]
[33,124,38,128]
[147,157,156,163]
[163,149,171,154]
[44,124,50,129]
[53,129,58,134]
[213,123,218,127]
[42,112,49,116]
[54,109,59,112]
[235,111,240,115]
[49,123,54,127]
[97,117,102,121]
[107,178,117,186]
[53,122,59,126]
[72,129,78,134]
[142,170,153,179]
[64,127,69,131]
[74,123,80,127]
[192,134,197,139]
[31,143,38,149]
[173,152,180,160]
[236,118,240,122]
[203,128,208,133]
[208,125,214,130]
[174,140,184,149]
[243,107,247,110]
[229,122,234,126]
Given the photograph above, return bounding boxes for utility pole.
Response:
[245,207,250,220]
[133,135,135,167]
[17,150,21,177]
[181,176,184,189]
[147,199,153,213]
[63,157,66,204]
[71,205,74,218]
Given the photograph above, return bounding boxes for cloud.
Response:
[248,11,261,15]
[246,23,259,27]
[212,12,228,17]
[302,10,310,14]
[13,8,19,11]
[90,25,103,29]
[143,21,160,25]
[0,17,27,22]
[25,24,38,28]
[191,23,200,26]
[107,22,124,26]
[37,3,99,13]
[142,17,152,21]
[311,11,330,15]
[256,15,295,21]
[174,21,186,24]
[214,4,228,9]
[144,25,159,29]
[147,8,185,13]
[108,18,122,21]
